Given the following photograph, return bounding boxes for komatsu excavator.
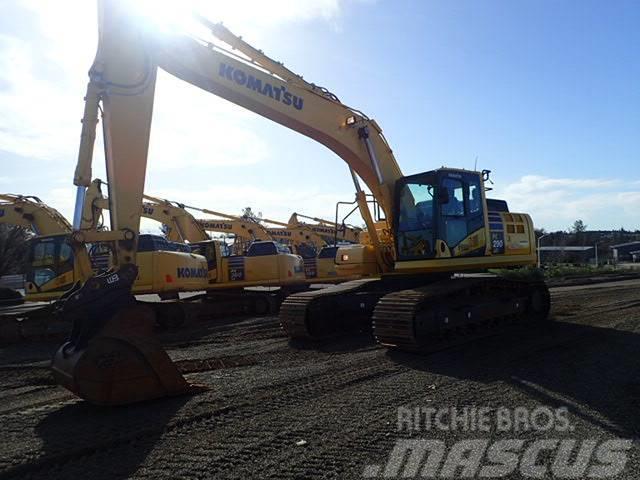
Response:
[49,0,549,405]
[192,207,363,283]
[287,212,362,245]
[0,194,71,235]
[189,205,272,254]
[21,180,211,301]
[79,180,307,293]
[284,211,380,280]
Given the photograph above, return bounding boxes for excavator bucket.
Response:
[50,265,202,405]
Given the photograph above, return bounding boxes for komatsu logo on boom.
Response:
[218,63,304,111]
[200,221,233,231]
[268,230,292,237]
[177,267,207,279]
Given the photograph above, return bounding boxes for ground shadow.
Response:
[4,395,190,480]
[288,328,377,354]
[387,318,640,438]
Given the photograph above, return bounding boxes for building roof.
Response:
[538,246,594,252]
[610,241,640,249]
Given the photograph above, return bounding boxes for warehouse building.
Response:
[538,246,595,265]
[611,241,640,262]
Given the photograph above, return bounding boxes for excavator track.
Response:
[280,278,382,340]
[373,277,550,351]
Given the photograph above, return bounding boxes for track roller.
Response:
[373,278,551,351]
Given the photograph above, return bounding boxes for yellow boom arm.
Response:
[72,0,404,276]
[0,194,71,235]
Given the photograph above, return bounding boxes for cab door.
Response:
[437,172,485,257]
[394,175,437,261]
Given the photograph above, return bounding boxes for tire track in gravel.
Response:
[2,280,639,479]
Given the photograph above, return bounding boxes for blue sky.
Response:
[0,0,638,232]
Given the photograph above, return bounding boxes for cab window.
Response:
[441,178,465,217]
[59,242,73,263]
[31,240,56,267]
[318,246,338,259]
[469,181,481,215]
[396,181,436,259]
[247,242,277,256]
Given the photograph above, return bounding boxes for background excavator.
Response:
[0,194,71,235]
[59,179,306,295]
[287,212,361,244]
[49,0,549,405]
[0,194,73,305]
[26,180,213,301]
[261,215,377,282]
[4,179,305,337]
[189,206,369,283]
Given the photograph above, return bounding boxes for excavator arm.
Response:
[287,212,362,244]
[0,194,71,235]
[72,0,402,277]
[260,216,327,253]
[80,179,210,243]
[187,206,272,242]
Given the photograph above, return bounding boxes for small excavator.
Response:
[189,206,369,283]
[47,0,549,405]
[0,194,71,235]
[287,212,362,245]
[284,211,382,280]
[0,194,72,305]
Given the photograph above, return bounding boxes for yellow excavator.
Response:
[48,1,549,405]
[190,207,366,283]
[287,212,362,244]
[189,206,272,255]
[19,178,305,306]
[10,180,212,301]
[262,215,377,282]
[81,180,307,296]
[0,194,72,305]
[0,194,71,235]
[283,211,382,280]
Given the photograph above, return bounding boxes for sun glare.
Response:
[129,0,202,35]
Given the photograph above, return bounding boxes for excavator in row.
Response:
[124,196,370,283]
[45,0,549,405]
[2,180,308,331]
[287,212,361,244]
[175,202,371,282]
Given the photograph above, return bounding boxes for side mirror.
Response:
[438,187,450,204]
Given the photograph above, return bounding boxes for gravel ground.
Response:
[0,279,638,479]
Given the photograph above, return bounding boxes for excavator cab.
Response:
[26,234,78,300]
[394,168,535,268]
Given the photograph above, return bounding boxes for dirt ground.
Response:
[0,279,639,479]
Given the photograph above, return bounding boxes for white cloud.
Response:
[494,175,640,231]
[0,0,357,174]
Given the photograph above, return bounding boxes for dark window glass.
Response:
[441,178,465,217]
[247,242,277,256]
[318,246,339,259]
[397,181,436,259]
